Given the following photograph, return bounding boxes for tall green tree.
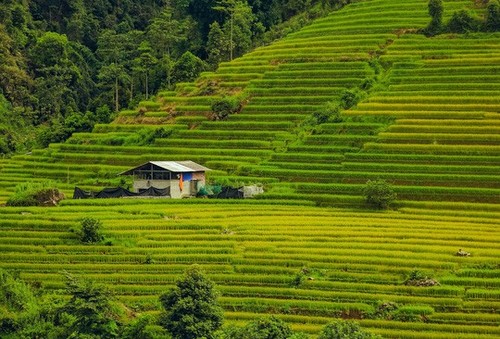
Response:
[424,0,443,36]
[206,21,229,67]
[214,0,237,60]
[133,41,157,99]
[60,272,122,338]
[172,51,207,83]
[159,265,223,339]
[97,29,141,110]
[147,6,187,59]
[214,0,256,60]
[485,0,500,31]
[30,32,93,122]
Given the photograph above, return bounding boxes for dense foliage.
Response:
[159,265,224,339]
[363,179,397,210]
[79,217,104,244]
[0,0,343,154]
[318,320,381,339]
[424,0,500,36]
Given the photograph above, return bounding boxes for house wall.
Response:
[193,172,206,185]
[133,172,206,199]
[133,180,170,193]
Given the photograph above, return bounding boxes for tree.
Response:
[446,10,482,33]
[147,6,186,59]
[211,96,241,120]
[424,0,443,36]
[60,272,122,338]
[214,0,256,60]
[318,320,380,339]
[214,0,237,61]
[0,269,39,335]
[172,51,207,84]
[206,21,229,67]
[30,32,92,121]
[133,41,157,99]
[485,0,500,32]
[96,29,141,111]
[237,316,294,339]
[229,1,257,58]
[363,179,397,210]
[79,217,104,243]
[159,265,223,339]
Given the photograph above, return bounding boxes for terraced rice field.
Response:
[0,0,499,337]
[0,0,497,208]
[0,200,499,338]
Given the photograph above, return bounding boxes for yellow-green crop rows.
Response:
[0,200,499,338]
[1,0,497,207]
[0,0,499,337]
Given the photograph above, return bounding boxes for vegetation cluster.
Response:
[0,0,348,155]
[0,266,379,339]
[424,0,500,36]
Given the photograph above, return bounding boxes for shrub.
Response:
[485,0,500,31]
[172,52,207,84]
[363,179,396,210]
[211,96,242,121]
[339,89,363,110]
[446,10,482,33]
[79,217,104,244]
[405,270,439,287]
[424,0,443,36]
[318,320,381,339]
[159,265,223,339]
[312,102,343,125]
[233,316,294,339]
[6,181,64,207]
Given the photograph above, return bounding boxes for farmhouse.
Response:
[119,161,210,199]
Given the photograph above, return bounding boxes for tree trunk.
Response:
[230,12,234,61]
[115,77,119,112]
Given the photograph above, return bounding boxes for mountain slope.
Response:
[0,0,498,209]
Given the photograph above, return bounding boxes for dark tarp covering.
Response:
[216,186,244,199]
[73,186,170,199]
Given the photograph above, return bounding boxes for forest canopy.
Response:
[0,0,343,154]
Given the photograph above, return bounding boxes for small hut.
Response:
[119,161,210,198]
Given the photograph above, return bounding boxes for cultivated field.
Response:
[0,200,499,338]
[0,0,498,337]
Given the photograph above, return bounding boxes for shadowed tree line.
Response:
[0,266,381,338]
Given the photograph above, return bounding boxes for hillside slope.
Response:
[0,1,499,338]
[1,0,498,208]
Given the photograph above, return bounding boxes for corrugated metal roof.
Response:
[119,161,210,175]
[150,161,196,172]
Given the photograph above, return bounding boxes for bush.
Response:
[318,320,381,339]
[232,316,294,339]
[339,89,363,110]
[363,179,396,210]
[6,181,64,207]
[172,52,207,84]
[312,102,343,125]
[211,96,242,121]
[446,10,482,33]
[79,217,104,244]
[424,0,443,36]
[159,265,223,339]
[485,0,500,31]
[405,270,439,287]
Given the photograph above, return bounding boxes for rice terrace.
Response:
[0,0,499,338]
